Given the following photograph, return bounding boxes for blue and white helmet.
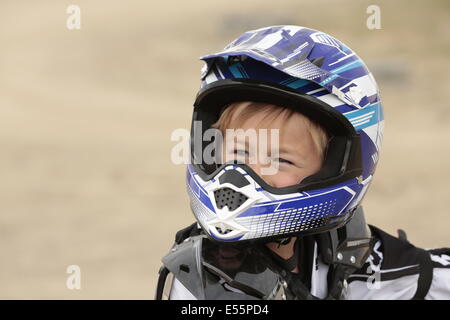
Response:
[187,26,384,242]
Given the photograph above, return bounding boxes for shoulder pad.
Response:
[162,235,206,299]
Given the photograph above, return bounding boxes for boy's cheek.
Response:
[263,171,301,188]
[249,172,300,188]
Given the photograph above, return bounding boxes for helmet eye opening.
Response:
[191,79,362,194]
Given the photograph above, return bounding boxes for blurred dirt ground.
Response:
[0,0,449,299]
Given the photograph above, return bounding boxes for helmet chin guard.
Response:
[187,163,367,242]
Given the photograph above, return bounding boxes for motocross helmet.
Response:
[186,25,383,242]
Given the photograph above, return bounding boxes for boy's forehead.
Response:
[227,113,313,147]
[229,107,306,131]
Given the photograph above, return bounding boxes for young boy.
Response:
[156,26,450,300]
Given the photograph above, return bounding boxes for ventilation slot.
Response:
[214,187,248,211]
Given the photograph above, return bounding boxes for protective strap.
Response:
[268,238,299,272]
[412,249,433,300]
[270,251,298,272]
[155,266,170,300]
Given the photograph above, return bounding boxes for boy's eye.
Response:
[276,158,294,165]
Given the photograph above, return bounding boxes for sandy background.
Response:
[0,0,449,299]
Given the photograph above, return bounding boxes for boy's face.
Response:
[222,105,323,188]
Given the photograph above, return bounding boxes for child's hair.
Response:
[211,101,329,159]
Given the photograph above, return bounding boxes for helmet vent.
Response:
[214,187,248,211]
[215,226,233,235]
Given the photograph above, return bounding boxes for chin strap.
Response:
[275,237,292,247]
[268,238,299,272]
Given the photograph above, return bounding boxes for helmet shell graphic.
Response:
[187,25,384,242]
